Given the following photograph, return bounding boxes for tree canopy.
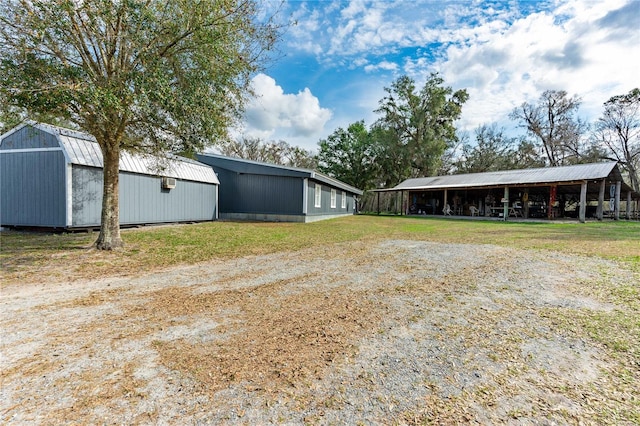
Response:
[0,0,283,248]
[317,121,378,190]
[219,136,317,169]
[374,74,468,184]
[455,124,544,173]
[595,88,640,192]
[510,90,588,167]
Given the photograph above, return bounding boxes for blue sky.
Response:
[237,0,640,152]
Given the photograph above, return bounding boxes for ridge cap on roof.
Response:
[29,120,96,142]
[455,161,618,178]
[404,161,618,181]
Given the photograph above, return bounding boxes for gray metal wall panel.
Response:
[119,173,217,224]
[238,174,302,214]
[71,166,217,227]
[1,126,59,150]
[212,166,302,215]
[71,166,103,226]
[214,168,238,213]
[234,174,302,215]
[306,180,355,216]
[0,151,66,226]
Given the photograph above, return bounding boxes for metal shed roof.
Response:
[197,153,363,195]
[14,122,219,184]
[382,162,629,192]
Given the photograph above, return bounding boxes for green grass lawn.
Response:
[1,215,639,284]
[2,215,639,422]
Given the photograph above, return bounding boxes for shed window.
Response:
[331,189,337,208]
[315,184,322,208]
[341,191,346,208]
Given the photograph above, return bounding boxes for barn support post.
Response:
[597,179,605,220]
[615,181,621,220]
[548,185,557,219]
[523,188,529,219]
[626,191,632,220]
[377,191,380,215]
[579,181,587,223]
[401,190,404,215]
[503,187,509,221]
[443,189,448,215]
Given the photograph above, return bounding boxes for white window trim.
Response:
[341,191,346,209]
[314,184,322,208]
[330,189,337,208]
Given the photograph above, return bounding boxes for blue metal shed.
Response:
[196,153,363,222]
[1,122,219,229]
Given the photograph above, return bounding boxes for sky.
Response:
[236,0,640,152]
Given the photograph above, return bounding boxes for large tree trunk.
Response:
[95,141,124,250]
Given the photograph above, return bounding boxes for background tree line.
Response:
[314,82,640,196]
[223,81,639,198]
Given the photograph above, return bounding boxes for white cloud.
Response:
[364,60,398,73]
[288,4,324,55]
[267,0,639,150]
[404,0,640,133]
[242,74,333,145]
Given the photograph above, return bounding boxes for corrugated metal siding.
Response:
[218,171,302,215]
[197,153,311,179]
[60,135,102,167]
[71,166,103,226]
[306,180,355,215]
[395,162,619,190]
[0,150,66,227]
[57,135,218,184]
[197,153,363,195]
[312,171,364,195]
[119,172,216,225]
[0,125,59,150]
[71,165,217,227]
[238,174,301,215]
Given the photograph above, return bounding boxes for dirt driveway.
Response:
[1,240,638,424]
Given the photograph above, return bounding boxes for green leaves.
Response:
[374,73,468,183]
[318,120,378,190]
[0,0,283,152]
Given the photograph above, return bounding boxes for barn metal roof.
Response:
[379,162,629,192]
[23,122,219,184]
[197,153,363,195]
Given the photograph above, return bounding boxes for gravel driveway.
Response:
[1,240,637,424]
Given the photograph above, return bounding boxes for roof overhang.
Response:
[372,162,637,199]
[197,153,363,195]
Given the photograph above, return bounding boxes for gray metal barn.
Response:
[196,153,363,222]
[0,122,219,229]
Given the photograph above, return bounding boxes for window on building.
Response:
[315,184,322,208]
[341,191,346,208]
[331,189,337,208]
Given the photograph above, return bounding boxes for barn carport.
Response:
[372,162,639,223]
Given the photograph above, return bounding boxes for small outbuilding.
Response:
[196,153,363,222]
[1,122,219,229]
